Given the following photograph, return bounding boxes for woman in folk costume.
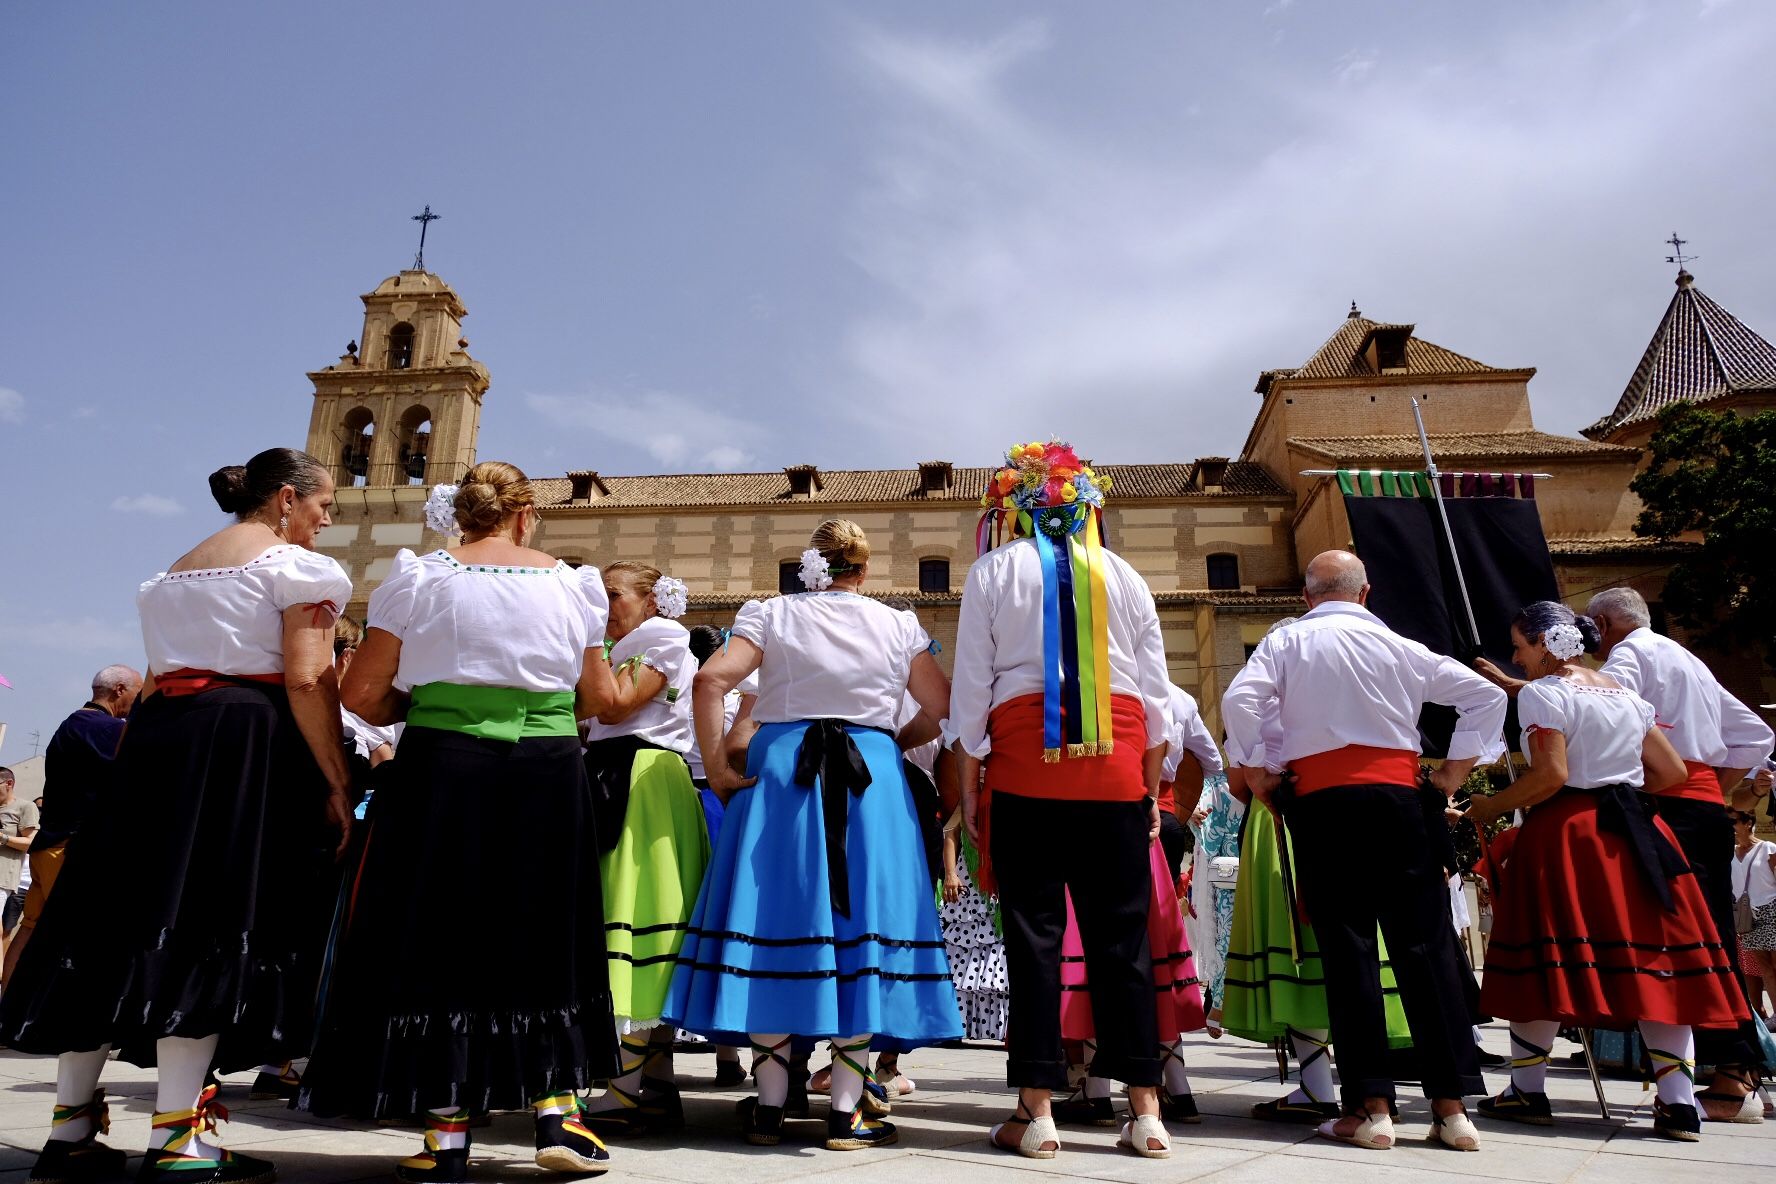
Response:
[952,440,1179,1160]
[1470,601,1749,1143]
[0,448,353,1184]
[301,463,619,1181]
[664,519,960,1151]
[577,561,710,1134]
[940,806,1010,1042]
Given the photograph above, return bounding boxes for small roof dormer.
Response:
[785,464,822,498]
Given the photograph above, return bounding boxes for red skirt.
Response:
[1060,837,1205,1040]
[1479,790,1747,1028]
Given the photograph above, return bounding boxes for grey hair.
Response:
[1305,558,1368,599]
[92,665,140,697]
[1586,587,1651,630]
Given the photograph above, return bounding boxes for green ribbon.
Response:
[407,682,579,741]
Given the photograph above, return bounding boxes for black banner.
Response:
[1343,495,1558,756]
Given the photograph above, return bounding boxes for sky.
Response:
[2,0,1773,758]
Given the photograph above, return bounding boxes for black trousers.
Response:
[990,792,1160,1089]
[1289,784,1484,1109]
[1158,811,1189,886]
[1656,796,1767,1071]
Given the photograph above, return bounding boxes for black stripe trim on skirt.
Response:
[686,928,946,951]
[1482,961,1738,979]
[606,921,690,937]
[1223,972,1402,994]
[676,961,955,983]
[1060,952,1193,966]
[1486,936,1727,955]
[607,952,687,968]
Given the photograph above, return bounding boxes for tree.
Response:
[1631,403,1776,664]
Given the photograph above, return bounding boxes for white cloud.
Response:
[0,387,23,423]
[1334,48,1377,85]
[526,390,761,472]
[112,493,185,516]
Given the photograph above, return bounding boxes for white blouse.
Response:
[1733,839,1776,909]
[1517,676,1657,789]
[950,538,1171,758]
[584,616,696,754]
[735,592,930,732]
[367,549,609,694]
[1163,685,1225,782]
[139,545,353,676]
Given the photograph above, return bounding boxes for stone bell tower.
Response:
[305,269,489,489]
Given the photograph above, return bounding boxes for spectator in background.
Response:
[5,667,143,982]
[0,766,41,964]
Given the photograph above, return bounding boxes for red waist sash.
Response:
[1156,779,1176,815]
[1288,744,1419,796]
[985,692,1151,803]
[155,669,285,698]
[1658,761,1723,804]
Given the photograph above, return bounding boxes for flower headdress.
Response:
[797,548,858,592]
[424,483,462,537]
[1543,622,1585,661]
[652,575,689,620]
[977,439,1115,764]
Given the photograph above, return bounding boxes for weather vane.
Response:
[1664,231,1697,272]
[411,205,441,271]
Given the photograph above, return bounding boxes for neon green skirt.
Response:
[1220,805,1412,1046]
[598,747,710,1025]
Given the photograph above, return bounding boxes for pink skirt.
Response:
[1060,838,1206,1040]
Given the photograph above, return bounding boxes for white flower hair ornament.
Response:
[799,548,833,591]
[424,483,462,537]
[1543,622,1586,661]
[652,575,689,620]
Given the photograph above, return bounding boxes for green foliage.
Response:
[1630,403,1776,664]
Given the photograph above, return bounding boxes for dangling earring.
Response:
[278,513,289,533]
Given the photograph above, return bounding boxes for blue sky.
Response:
[3,1,1773,757]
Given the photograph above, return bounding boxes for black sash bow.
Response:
[792,720,885,917]
[1582,783,1691,911]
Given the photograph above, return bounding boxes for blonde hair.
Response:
[455,461,535,536]
[605,560,663,599]
[334,614,365,650]
[810,519,871,572]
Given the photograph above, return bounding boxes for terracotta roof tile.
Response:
[536,461,1286,509]
[1275,314,1518,383]
[1583,273,1776,439]
[1287,431,1638,463]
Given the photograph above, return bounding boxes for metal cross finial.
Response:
[1664,231,1697,271]
[411,205,441,271]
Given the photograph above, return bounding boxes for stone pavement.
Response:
[1,1028,1770,1184]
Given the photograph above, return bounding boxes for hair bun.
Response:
[1574,613,1604,651]
[453,480,505,534]
[208,465,252,514]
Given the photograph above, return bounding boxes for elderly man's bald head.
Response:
[91,664,143,716]
[1303,550,1369,606]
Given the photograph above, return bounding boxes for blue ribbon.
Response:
[1034,523,1063,754]
[1054,527,1083,750]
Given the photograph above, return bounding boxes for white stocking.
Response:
[1508,1020,1559,1094]
[1639,1020,1696,1108]
[1286,1027,1334,1104]
[48,1048,110,1143]
[829,1035,873,1114]
[750,1034,791,1107]
[153,1035,221,1160]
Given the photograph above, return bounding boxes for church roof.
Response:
[535,460,1288,510]
[1289,431,1638,464]
[1258,309,1524,392]
[1581,271,1776,440]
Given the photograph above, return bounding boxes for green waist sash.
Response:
[407,682,578,741]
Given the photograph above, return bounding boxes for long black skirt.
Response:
[299,725,619,1118]
[0,685,336,1071]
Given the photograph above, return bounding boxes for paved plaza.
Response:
[1,1028,1770,1184]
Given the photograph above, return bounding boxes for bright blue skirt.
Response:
[664,721,962,1047]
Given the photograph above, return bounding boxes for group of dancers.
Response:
[1,438,1770,1184]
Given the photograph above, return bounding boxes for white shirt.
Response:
[1163,685,1225,781]
[367,549,608,693]
[1598,628,1774,770]
[1221,600,1507,772]
[950,538,1171,758]
[897,692,942,779]
[685,687,745,781]
[1733,839,1776,909]
[735,592,930,731]
[139,545,353,676]
[584,616,696,754]
[342,707,398,760]
[1517,676,1656,789]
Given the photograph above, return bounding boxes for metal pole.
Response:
[1411,398,1483,647]
[1576,1029,1611,1120]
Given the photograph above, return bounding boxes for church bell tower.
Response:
[305,268,489,488]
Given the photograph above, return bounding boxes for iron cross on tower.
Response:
[411,205,441,271]
[1664,232,1697,272]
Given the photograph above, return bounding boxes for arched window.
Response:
[778,560,802,595]
[919,557,951,593]
[1206,553,1240,590]
[387,322,415,370]
[397,406,433,485]
[339,408,374,488]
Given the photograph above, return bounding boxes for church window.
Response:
[339,408,374,487]
[1207,553,1240,590]
[919,558,950,593]
[778,560,802,595]
[387,322,415,370]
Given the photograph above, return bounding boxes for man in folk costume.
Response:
[1222,550,1506,1152]
[1583,588,1774,1122]
[952,440,1177,1160]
